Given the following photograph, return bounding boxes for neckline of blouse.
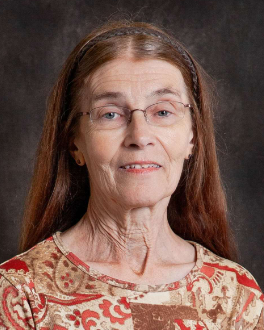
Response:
[53,231,204,293]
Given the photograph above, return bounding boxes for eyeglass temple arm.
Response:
[183,103,193,108]
[75,112,90,118]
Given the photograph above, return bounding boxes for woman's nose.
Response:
[123,110,156,149]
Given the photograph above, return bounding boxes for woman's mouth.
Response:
[119,162,162,173]
[120,163,161,169]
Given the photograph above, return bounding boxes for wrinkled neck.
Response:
[61,193,196,283]
[66,194,179,275]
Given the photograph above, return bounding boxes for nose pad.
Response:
[128,109,149,125]
[144,111,150,123]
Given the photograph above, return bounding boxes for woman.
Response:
[0,20,263,329]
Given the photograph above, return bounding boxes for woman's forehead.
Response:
[85,58,188,99]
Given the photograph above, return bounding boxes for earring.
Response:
[76,159,82,165]
[187,154,192,160]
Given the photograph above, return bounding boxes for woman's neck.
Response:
[61,196,195,281]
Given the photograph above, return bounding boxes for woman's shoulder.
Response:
[193,241,264,300]
[0,236,59,288]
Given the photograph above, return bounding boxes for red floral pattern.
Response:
[0,232,263,329]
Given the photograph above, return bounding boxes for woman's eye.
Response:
[102,112,120,120]
[157,110,171,117]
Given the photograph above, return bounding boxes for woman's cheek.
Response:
[84,133,119,179]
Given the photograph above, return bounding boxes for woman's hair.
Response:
[20,20,237,260]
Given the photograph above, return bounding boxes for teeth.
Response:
[141,164,149,168]
[122,164,161,169]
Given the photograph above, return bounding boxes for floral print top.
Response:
[0,232,263,329]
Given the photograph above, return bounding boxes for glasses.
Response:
[75,101,193,130]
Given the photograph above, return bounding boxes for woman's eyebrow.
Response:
[92,91,124,102]
[92,88,181,102]
[148,87,181,98]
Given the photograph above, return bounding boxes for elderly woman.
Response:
[0,21,263,329]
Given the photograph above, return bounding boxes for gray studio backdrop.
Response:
[0,1,263,290]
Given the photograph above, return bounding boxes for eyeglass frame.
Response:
[75,100,193,128]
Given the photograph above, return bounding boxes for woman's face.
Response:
[72,58,194,208]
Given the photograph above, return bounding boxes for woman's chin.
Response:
[114,189,171,209]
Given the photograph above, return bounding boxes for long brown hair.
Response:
[20,20,237,260]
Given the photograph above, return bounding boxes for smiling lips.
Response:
[121,163,161,169]
[120,162,161,172]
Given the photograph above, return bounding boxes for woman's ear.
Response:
[69,137,86,166]
[184,130,194,160]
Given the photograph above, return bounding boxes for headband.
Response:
[64,27,199,118]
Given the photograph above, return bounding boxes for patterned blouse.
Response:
[0,232,263,329]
